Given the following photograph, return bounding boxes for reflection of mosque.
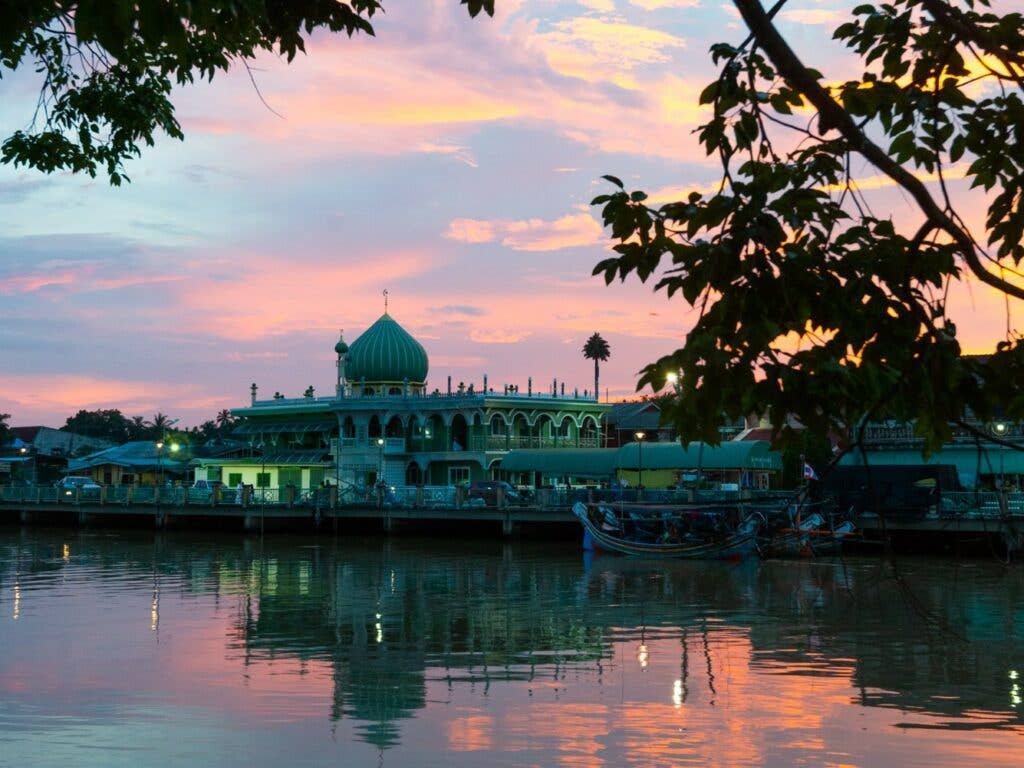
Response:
[236,543,609,750]
[2,531,1022,749]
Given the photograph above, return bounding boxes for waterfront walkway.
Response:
[1,486,1022,550]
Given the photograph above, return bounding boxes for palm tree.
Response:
[146,412,177,440]
[582,333,611,402]
[216,409,233,429]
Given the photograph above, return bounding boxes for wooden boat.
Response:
[572,502,760,560]
[757,508,857,558]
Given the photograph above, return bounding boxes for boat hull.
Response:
[573,503,759,560]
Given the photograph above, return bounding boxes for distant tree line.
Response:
[61,408,239,446]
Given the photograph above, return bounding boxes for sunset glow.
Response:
[0,0,1012,426]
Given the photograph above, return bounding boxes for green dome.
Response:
[346,313,428,384]
[334,338,349,355]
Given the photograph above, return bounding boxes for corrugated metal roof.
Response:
[67,440,188,473]
[499,441,782,475]
[604,401,663,429]
[616,441,782,471]
[233,421,335,435]
[498,449,619,477]
[261,451,333,466]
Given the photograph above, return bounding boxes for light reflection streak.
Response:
[12,580,20,620]
[151,585,160,633]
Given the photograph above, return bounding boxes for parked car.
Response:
[467,480,520,507]
[56,476,102,496]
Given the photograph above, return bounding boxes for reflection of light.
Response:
[672,679,683,707]
[12,582,20,620]
[1011,670,1019,681]
[62,543,70,562]
[151,588,159,632]
[637,643,649,669]
[375,612,383,643]
[390,569,395,593]
[1012,683,1021,708]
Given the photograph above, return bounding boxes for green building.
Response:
[196,313,609,493]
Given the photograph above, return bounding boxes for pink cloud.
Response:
[444,213,603,251]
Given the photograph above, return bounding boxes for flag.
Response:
[803,462,819,481]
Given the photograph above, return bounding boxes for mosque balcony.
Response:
[333,437,407,455]
[481,435,600,450]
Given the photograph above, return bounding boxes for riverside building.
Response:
[194,313,609,493]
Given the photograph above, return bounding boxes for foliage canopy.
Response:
[593,0,1024,456]
[1,1,494,183]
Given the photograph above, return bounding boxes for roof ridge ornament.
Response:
[383,288,388,313]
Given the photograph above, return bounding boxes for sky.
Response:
[0,0,1015,428]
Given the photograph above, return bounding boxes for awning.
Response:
[499,449,619,478]
[259,451,333,466]
[615,441,782,471]
[233,421,335,436]
[839,446,1024,480]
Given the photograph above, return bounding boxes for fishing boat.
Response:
[757,506,857,558]
[571,501,760,560]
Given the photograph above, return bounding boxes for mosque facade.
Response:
[198,313,610,492]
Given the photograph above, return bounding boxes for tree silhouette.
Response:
[594,1,1024,455]
[582,333,611,402]
[1,1,494,184]
[146,413,177,439]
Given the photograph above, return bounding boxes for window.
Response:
[228,473,243,487]
[308,468,325,488]
[256,473,271,488]
[449,466,471,486]
[121,473,135,485]
[279,468,302,487]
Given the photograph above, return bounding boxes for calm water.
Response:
[0,529,1022,767]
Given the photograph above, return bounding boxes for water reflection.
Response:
[0,530,1022,766]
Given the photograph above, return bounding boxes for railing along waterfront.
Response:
[1,483,778,511]
[10,485,1024,521]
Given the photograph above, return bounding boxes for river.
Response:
[0,528,1021,767]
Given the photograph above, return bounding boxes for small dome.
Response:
[346,313,428,384]
[335,338,349,355]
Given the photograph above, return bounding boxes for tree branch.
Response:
[732,0,1024,301]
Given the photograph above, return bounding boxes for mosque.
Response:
[195,312,610,493]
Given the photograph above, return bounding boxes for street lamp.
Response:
[376,437,386,511]
[156,441,164,487]
[634,431,646,492]
[18,446,34,486]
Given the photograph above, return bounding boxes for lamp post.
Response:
[155,441,179,521]
[18,446,34,487]
[376,437,386,514]
[993,422,1008,489]
[634,431,646,496]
